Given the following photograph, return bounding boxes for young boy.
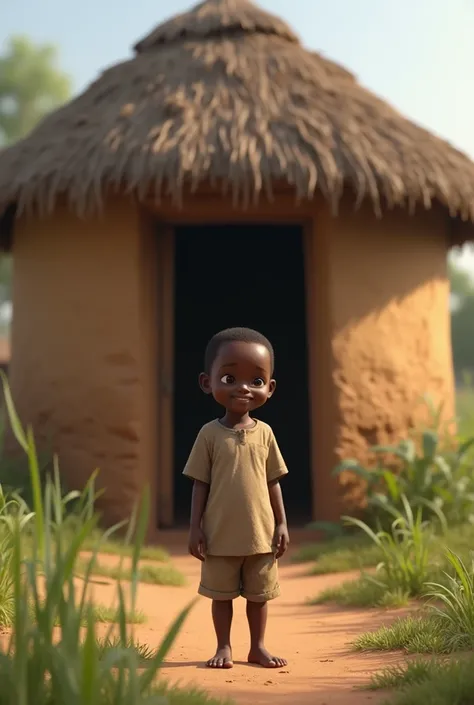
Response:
[183,327,289,670]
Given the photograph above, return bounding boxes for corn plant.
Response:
[0,371,195,704]
[343,495,433,597]
[425,549,474,651]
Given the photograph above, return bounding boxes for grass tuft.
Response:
[309,544,382,575]
[365,657,443,691]
[374,656,474,705]
[292,534,374,565]
[96,636,157,663]
[138,563,186,586]
[92,604,147,624]
[85,538,170,563]
[78,557,186,587]
[352,613,471,654]
[309,574,409,609]
[158,682,235,704]
[295,524,474,577]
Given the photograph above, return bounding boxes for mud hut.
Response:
[0,0,473,532]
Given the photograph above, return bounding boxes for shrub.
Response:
[332,401,474,528]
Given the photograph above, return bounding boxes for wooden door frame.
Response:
[156,224,175,528]
[153,208,321,526]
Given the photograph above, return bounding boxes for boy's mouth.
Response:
[232,396,252,403]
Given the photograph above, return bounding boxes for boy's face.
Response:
[200,341,276,414]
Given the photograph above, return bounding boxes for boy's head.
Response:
[200,328,276,414]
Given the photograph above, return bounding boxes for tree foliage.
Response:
[0,35,71,146]
[449,258,474,300]
[449,255,474,379]
[0,36,72,319]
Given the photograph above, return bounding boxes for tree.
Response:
[0,37,72,330]
[0,36,72,145]
[449,255,474,379]
[451,294,474,378]
[448,257,474,302]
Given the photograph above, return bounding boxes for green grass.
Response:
[309,534,474,609]
[352,613,474,654]
[309,543,382,575]
[309,574,410,608]
[52,605,147,626]
[157,682,234,705]
[369,657,474,705]
[83,537,170,563]
[78,557,186,587]
[92,604,147,624]
[292,533,373,565]
[295,524,474,576]
[96,636,158,663]
[306,524,474,608]
[365,657,445,691]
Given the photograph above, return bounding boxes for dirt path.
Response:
[92,549,409,705]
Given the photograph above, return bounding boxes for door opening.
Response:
[171,224,311,526]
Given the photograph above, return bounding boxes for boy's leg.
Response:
[242,554,287,668]
[199,555,242,669]
[209,600,233,668]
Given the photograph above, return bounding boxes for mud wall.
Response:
[9,198,153,527]
[324,200,454,516]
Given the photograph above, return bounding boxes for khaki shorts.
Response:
[199,553,280,602]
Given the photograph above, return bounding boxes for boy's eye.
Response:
[220,374,235,385]
[253,378,265,387]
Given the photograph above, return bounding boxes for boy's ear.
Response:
[199,372,212,394]
[267,379,276,398]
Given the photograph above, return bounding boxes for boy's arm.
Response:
[183,429,212,562]
[268,479,289,559]
[188,480,209,561]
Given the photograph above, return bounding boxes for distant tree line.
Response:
[449,258,474,382]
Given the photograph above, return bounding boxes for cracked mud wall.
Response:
[322,199,455,517]
[9,198,152,526]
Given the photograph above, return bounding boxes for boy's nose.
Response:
[237,382,250,392]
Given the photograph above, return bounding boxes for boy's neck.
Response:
[220,411,256,430]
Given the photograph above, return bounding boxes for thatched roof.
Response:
[1,0,474,236]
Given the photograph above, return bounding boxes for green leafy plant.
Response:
[0,371,200,705]
[333,418,474,527]
[343,496,433,597]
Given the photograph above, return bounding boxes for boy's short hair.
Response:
[204,327,275,374]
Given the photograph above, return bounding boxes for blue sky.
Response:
[3,0,474,269]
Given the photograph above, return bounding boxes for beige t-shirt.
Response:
[183,419,288,556]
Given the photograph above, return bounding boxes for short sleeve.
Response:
[266,430,288,483]
[182,427,211,484]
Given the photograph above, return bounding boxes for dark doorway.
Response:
[172,224,311,525]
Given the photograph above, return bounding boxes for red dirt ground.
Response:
[91,537,409,705]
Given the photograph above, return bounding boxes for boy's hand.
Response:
[273,523,290,559]
[188,526,207,561]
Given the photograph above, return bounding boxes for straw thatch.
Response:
[1,0,474,233]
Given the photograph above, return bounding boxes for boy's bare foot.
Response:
[207,646,233,669]
[248,645,287,668]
